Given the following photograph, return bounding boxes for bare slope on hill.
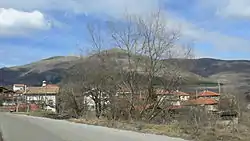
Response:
[3,50,250,89]
[189,58,250,90]
[0,56,80,85]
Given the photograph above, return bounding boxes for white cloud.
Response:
[216,0,250,19]
[198,0,250,19]
[182,23,250,52]
[0,8,50,36]
[0,0,161,18]
[162,13,250,52]
[1,0,249,52]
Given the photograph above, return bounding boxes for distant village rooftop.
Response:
[156,89,189,96]
[13,84,25,87]
[198,90,220,97]
[12,81,60,95]
[24,86,59,95]
[0,86,14,93]
[187,98,218,105]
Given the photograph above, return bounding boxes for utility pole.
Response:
[45,84,47,111]
[218,80,221,95]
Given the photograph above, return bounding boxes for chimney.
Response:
[24,85,27,93]
[42,81,47,87]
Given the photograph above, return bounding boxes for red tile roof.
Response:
[46,84,59,88]
[173,91,189,96]
[24,86,59,95]
[187,98,218,105]
[198,90,220,97]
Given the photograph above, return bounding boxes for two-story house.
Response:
[186,90,220,112]
[16,81,60,108]
[13,84,26,92]
[186,97,219,111]
[156,89,190,106]
[198,90,220,101]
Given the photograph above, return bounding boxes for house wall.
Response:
[199,96,220,101]
[205,104,218,111]
[157,95,189,106]
[171,101,181,106]
[212,96,220,101]
[179,95,190,101]
[25,95,56,106]
[84,96,95,110]
[13,86,25,92]
[83,95,110,111]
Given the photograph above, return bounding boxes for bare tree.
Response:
[59,11,193,122]
[108,11,193,121]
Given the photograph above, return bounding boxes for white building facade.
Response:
[13,81,59,107]
[13,84,26,92]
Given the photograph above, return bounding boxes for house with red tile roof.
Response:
[0,86,21,106]
[186,97,219,112]
[156,89,190,106]
[24,84,59,107]
[12,81,59,109]
[156,89,190,99]
[198,90,220,101]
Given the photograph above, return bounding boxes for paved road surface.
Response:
[0,113,188,141]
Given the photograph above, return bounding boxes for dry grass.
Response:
[68,117,250,141]
[68,118,191,139]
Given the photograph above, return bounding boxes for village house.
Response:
[13,84,26,92]
[12,81,60,109]
[197,90,220,101]
[82,88,110,111]
[24,81,59,107]
[186,97,219,112]
[0,86,23,106]
[156,89,190,106]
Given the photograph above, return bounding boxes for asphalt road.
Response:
[0,113,188,141]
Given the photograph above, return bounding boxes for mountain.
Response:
[189,58,250,90]
[0,56,81,86]
[1,50,250,93]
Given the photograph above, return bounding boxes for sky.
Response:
[1,0,250,67]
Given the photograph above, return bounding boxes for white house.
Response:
[156,89,190,106]
[23,81,59,107]
[13,84,26,92]
[83,88,110,111]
